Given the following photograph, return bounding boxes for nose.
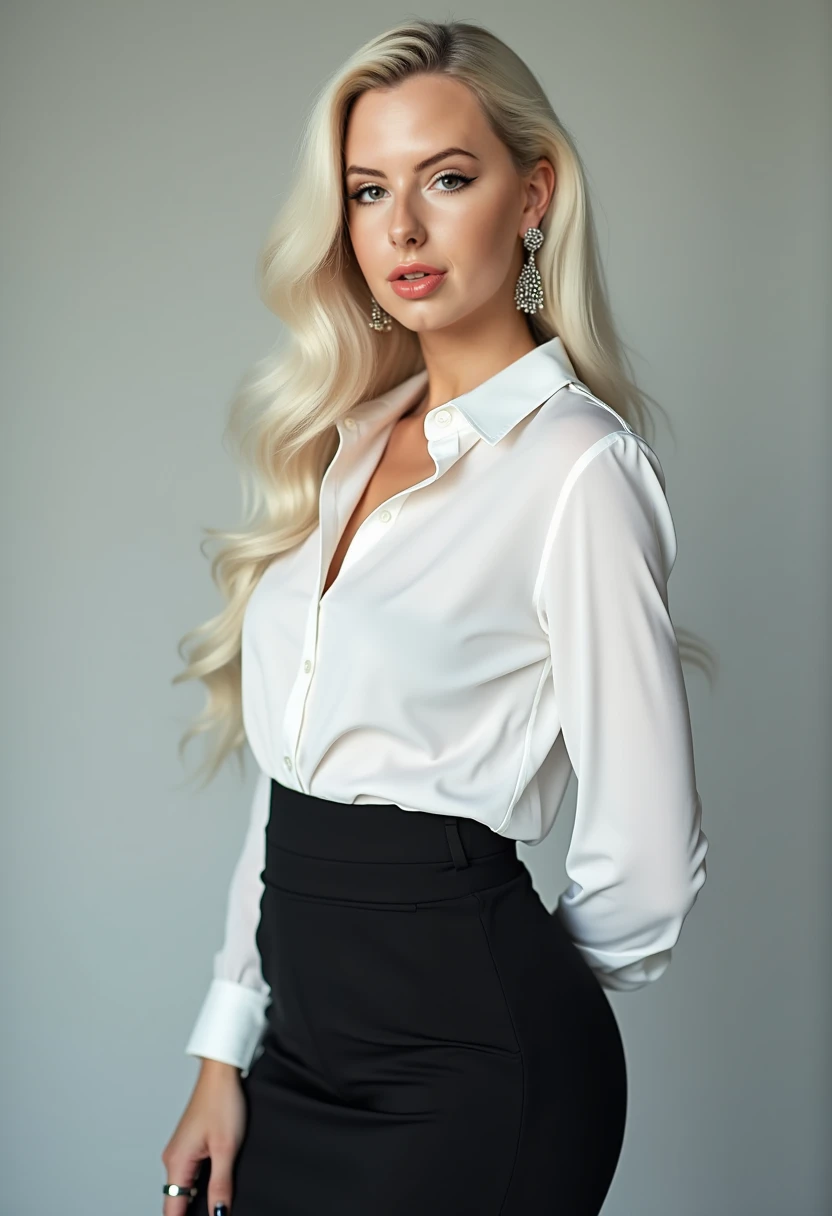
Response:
[387,200,426,249]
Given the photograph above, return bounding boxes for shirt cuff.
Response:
[184,978,270,1073]
[592,950,673,991]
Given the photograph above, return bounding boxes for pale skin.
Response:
[161,71,555,1215]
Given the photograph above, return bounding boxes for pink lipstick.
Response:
[387,262,447,300]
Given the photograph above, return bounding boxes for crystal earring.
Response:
[369,295,393,332]
[515,226,545,314]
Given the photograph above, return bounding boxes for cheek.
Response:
[453,203,517,291]
[347,212,380,270]
[345,223,369,271]
[456,182,517,249]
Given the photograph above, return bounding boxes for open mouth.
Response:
[389,269,447,298]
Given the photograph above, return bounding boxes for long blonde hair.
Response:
[173,17,717,788]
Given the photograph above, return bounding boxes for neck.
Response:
[402,391,430,421]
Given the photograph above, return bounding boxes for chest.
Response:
[322,417,437,597]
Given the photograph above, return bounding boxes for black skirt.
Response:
[191,778,627,1214]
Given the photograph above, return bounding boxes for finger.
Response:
[162,1156,203,1216]
[206,1141,236,1215]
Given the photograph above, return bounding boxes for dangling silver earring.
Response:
[369,295,393,332]
[515,226,545,314]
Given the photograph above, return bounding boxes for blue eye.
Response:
[347,172,476,206]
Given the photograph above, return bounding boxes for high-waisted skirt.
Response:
[192,778,628,1215]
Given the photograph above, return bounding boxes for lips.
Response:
[387,263,446,281]
[386,262,448,301]
[388,271,447,300]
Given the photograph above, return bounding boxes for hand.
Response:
[161,1059,246,1215]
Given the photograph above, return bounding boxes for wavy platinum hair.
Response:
[173,17,717,789]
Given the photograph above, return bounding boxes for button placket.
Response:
[281,430,356,787]
[281,405,466,790]
[287,598,326,789]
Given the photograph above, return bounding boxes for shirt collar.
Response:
[353,335,579,447]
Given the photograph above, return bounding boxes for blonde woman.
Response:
[162,18,709,1216]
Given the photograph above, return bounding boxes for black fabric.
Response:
[190,778,627,1214]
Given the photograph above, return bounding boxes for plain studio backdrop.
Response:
[1,2,829,1213]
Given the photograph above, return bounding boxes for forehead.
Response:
[344,75,488,158]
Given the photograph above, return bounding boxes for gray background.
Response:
[2,1,829,1212]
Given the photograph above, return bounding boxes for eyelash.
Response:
[347,171,476,206]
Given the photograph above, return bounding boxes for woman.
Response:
[162,18,709,1216]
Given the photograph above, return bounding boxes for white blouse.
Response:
[184,335,709,1074]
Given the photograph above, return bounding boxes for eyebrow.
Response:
[344,146,480,179]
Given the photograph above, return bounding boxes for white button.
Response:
[283,755,292,770]
[379,509,392,523]
[435,408,453,426]
[343,417,357,429]
[303,659,312,673]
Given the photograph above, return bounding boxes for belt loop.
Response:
[443,817,470,869]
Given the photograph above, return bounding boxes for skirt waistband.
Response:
[265,779,524,905]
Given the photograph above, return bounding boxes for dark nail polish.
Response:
[214,1206,228,1216]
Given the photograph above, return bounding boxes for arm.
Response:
[184,765,272,1073]
[535,429,708,991]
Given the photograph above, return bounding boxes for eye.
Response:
[347,183,386,206]
[432,171,475,193]
[347,171,476,206]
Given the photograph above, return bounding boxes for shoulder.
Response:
[519,381,666,504]
[533,382,677,563]
[550,426,678,601]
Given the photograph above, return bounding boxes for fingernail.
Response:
[214,1206,228,1216]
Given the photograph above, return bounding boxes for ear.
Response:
[519,157,556,234]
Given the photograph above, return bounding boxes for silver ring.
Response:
[162,1183,198,1197]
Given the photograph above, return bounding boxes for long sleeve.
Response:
[184,765,272,1073]
[535,429,708,991]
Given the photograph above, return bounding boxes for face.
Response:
[343,73,554,336]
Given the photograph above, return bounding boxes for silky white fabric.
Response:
[184,335,708,1073]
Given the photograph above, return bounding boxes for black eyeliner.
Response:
[347,172,476,205]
